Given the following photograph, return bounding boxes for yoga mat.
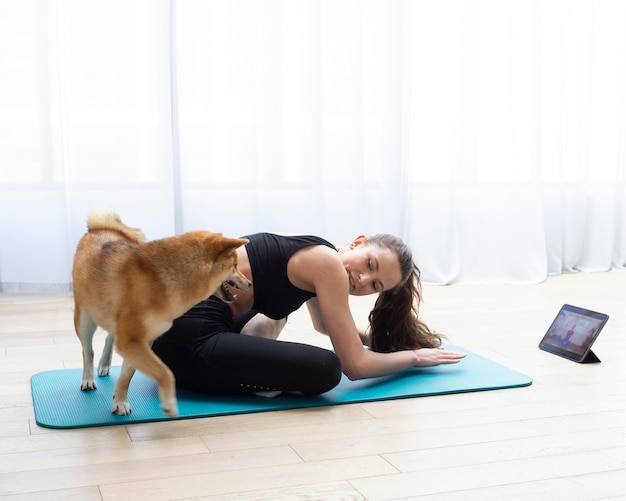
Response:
[30,345,531,429]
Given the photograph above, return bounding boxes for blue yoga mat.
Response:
[30,345,531,429]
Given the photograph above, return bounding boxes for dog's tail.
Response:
[86,210,146,243]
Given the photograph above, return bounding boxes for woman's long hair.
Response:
[365,235,443,352]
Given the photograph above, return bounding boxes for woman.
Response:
[151,232,465,396]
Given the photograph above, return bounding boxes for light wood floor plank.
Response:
[0,436,208,474]
[350,451,624,500]
[98,456,396,501]
[190,480,367,501]
[0,486,103,501]
[0,446,302,497]
[382,429,626,472]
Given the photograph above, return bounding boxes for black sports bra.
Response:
[242,233,336,320]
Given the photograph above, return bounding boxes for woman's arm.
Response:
[306,298,370,346]
[305,297,328,334]
[295,247,464,380]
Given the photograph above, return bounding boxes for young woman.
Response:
[151,232,465,396]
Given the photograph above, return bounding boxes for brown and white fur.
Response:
[72,210,250,417]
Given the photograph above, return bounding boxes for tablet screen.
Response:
[538,304,609,363]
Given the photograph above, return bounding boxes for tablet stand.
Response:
[579,350,601,364]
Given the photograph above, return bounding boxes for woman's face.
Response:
[339,236,403,296]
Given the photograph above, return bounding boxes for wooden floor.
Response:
[1,271,625,500]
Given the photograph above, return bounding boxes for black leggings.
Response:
[151,297,342,395]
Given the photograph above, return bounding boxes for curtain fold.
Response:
[1,0,625,292]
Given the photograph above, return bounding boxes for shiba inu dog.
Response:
[72,210,250,417]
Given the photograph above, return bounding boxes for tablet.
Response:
[538,304,608,363]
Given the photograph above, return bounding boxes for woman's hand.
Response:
[413,347,466,367]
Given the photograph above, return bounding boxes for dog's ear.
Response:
[207,236,249,258]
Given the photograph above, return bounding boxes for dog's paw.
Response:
[97,364,110,377]
[112,401,132,416]
[161,398,179,418]
[80,379,97,391]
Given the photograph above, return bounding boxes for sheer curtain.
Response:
[408,0,626,283]
[0,0,624,292]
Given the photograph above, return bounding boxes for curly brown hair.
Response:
[364,234,443,353]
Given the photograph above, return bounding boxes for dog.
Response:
[72,210,250,417]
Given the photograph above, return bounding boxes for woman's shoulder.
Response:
[281,236,342,293]
[290,243,343,278]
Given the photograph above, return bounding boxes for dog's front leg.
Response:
[112,358,135,415]
[115,343,178,417]
[114,316,179,418]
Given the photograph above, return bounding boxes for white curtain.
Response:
[1,0,625,292]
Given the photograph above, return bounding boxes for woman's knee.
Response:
[305,349,342,395]
[240,315,287,340]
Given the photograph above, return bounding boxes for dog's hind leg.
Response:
[98,333,115,377]
[74,304,99,391]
